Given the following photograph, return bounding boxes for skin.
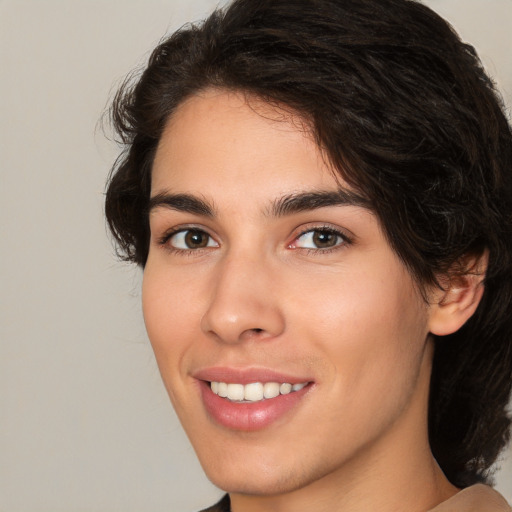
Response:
[143,89,482,512]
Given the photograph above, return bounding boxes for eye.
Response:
[291,228,347,250]
[167,229,219,250]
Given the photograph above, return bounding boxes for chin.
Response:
[205,465,306,496]
[195,441,332,497]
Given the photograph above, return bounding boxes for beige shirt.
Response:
[429,485,511,512]
[201,485,511,512]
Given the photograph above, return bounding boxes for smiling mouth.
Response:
[210,381,309,402]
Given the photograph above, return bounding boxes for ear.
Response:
[428,251,488,336]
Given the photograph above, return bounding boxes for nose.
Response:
[200,253,285,344]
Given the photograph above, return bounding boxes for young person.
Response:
[105,1,512,510]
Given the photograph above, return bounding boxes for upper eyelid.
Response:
[296,226,343,236]
[158,223,214,238]
[292,223,354,242]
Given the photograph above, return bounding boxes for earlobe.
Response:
[428,251,488,336]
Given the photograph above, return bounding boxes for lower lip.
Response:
[199,381,311,431]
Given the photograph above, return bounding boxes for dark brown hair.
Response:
[105,0,512,487]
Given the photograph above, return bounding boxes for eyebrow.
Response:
[148,189,371,218]
[269,189,371,217]
[148,192,215,217]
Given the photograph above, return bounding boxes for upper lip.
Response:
[193,366,313,385]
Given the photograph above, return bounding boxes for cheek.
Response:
[291,263,429,401]
[141,263,213,432]
[141,263,201,383]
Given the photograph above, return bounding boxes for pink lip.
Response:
[194,367,314,431]
[194,366,311,385]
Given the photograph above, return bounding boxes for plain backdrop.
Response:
[1,1,511,511]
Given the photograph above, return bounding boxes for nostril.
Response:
[238,327,269,342]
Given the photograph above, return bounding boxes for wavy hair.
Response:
[105,0,512,487]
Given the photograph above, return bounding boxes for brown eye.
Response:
[312,230,338,248]
[184,230,209,248]
[169,229,218,250]
[293,228,345,250]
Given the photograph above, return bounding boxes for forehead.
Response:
[151,89,346,200]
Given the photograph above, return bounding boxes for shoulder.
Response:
[199,494,230,512]
[429,484,511,512]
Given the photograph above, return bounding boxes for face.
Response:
[143,89,436,497]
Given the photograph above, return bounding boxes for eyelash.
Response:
[156,225,352,255]
[290,225,352,254]
[157,226,218,255]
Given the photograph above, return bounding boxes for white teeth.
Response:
[263,382,280,399]
[280,383,292,395]
[210,381,308,402]
[227,383,245,401]
[244,382,264,401]
[217,382,228,398]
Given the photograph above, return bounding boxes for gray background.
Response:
[1,1,511,511]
